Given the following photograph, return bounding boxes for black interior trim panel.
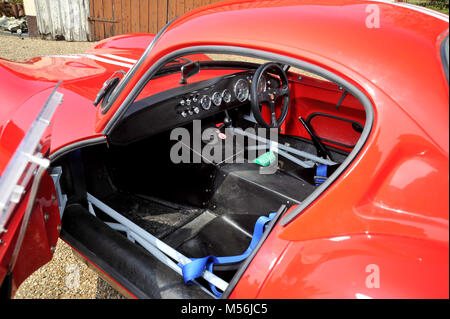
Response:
[109,71,255,145]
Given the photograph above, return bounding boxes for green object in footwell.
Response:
[253,151,276,167]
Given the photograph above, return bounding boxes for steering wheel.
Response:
[250,62,290,128]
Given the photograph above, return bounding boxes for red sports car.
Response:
[0,0,448,299]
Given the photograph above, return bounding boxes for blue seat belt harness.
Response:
[314,164,328,186]
[181,212,277,297]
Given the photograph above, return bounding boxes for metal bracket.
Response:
[88,17,120,23]
[336,90,348,110]
[50,166,67,218]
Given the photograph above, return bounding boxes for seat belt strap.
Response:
[181,212,277,297]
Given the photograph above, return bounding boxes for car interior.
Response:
[50,53,367,298]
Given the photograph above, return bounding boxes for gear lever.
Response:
[223,110,233,128]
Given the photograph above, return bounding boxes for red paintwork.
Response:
[0,33,156,165]
[230,215,449,298]
[0,172,60,296]
[0,33,155,296]
[271,74,366,151]
[0,0,448,298]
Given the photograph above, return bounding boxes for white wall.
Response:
[35,0,91,41]
[23,0,37,16]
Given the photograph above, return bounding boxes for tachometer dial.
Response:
[200,95,211,110]
[212,91,222,106]
[234,79,250,102]
[222,89,232,103]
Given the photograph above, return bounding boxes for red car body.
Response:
[0,0,448,298]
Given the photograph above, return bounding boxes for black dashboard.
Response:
[109,70,278,145]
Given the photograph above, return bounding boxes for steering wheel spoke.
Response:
[274,85,289,98]
[269,100,278,127]
[258,91,271,103]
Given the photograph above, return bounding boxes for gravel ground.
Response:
[0,34,124,299]
[0,34,92,61]
[13,241,125,299]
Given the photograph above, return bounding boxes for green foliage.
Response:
[407,0,449,14]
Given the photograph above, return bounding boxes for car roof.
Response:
[158,0,448,64]
[149,0,449,151]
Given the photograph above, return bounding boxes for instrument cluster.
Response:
[113,71,278,144]
[175,72,273,119]
[178,88,235,118]
[176,77,250,118]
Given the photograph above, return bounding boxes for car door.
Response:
[0,86,64,298]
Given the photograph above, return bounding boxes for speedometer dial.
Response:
[212,92,222,106]
[234,79,250,102]
[222,89,231,103]
[200,95,211,110]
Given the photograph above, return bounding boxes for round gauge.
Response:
[222,89,232,103]
[212,91,222,106]
[234,79,250,102]
[200,95,211,110]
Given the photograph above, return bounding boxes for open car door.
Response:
[0,86,64,298]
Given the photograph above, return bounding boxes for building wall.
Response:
[23,0,222,41]
[89,0,221,41]
[23,0,39,37]
[34,0,91,41]
[23,0,37,16]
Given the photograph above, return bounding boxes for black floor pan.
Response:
[98,192,203,239]
[61,203,211,299]
[177,214,260,258]
[210,163,314,216]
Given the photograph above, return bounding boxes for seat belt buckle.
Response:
[314,175,327,186]
[315,164,328,186]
